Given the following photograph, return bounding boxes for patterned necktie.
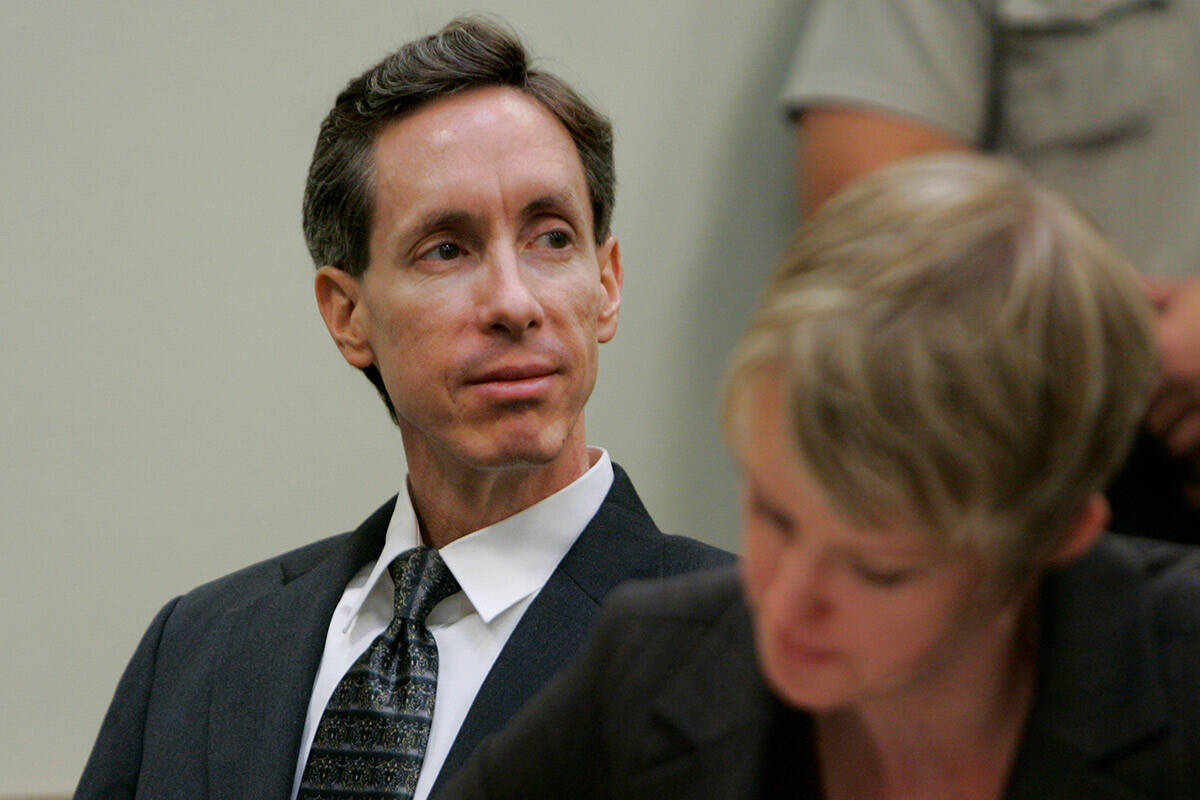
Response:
[299,546,461,799]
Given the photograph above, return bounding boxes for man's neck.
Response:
[405,445,596,549]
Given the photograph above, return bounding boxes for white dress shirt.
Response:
[290,448,614,800]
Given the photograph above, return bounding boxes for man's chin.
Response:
[402,412,587,476]
[475,441,567,471]
[453,427,572,471]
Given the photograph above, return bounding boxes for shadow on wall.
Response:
[663,3,806,548]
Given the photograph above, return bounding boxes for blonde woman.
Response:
[445,155,1200,799]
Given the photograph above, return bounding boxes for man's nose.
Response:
[478,247,544,336]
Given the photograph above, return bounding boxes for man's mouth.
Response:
[466,362,559,401]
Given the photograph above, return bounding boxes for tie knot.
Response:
[388,546,460,623]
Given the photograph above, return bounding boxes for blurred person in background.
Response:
[782,0,1200,542]
[443,154,1200,799]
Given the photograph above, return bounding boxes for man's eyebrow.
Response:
[521,192,581,220]
[411,209,478,236]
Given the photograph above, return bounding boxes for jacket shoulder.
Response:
[602,565,744,626]
[604,461,735,569]
[660,532,737,572]
[171,530,351,617]
[172,494,395,617]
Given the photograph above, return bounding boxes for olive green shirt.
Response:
[782,0,1200,277]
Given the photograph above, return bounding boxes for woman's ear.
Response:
[1045,493,1108,567]
[315,265,375,369]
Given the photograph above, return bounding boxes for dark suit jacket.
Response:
[75,463,731,800]
[445,535,1200,799]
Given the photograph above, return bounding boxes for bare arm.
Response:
[795,105,973,215]
[1144,275,1200,502]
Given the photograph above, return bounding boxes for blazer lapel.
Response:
[207,499,393,800]
[431,465,668,795]
[633,595,781,799]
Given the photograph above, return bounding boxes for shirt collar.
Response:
[343,448,613,630]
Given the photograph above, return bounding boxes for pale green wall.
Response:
[0,0,799,791]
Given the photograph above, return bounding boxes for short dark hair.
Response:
[302,16,616,421]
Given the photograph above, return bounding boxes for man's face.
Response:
[737,376,1020,714]
[329,86,621,475]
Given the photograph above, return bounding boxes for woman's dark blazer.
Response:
[445,535,1200,799]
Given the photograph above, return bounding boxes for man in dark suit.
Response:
[75,17,729,800]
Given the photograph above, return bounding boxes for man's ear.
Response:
[1045,493,1108,567]
[596,236,623,343]
[315,265,375,369]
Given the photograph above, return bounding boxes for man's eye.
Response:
[422,242,462,261]
[433,242,462,260]
[538,230,571,249]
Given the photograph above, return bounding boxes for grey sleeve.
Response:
[780,0,995,142]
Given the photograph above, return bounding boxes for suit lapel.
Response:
[431,465,669,795]
[634,592,781,799]
[207,499,393,800]
[648,597,766,746]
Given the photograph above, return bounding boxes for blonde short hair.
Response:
[724,154,1155,572]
